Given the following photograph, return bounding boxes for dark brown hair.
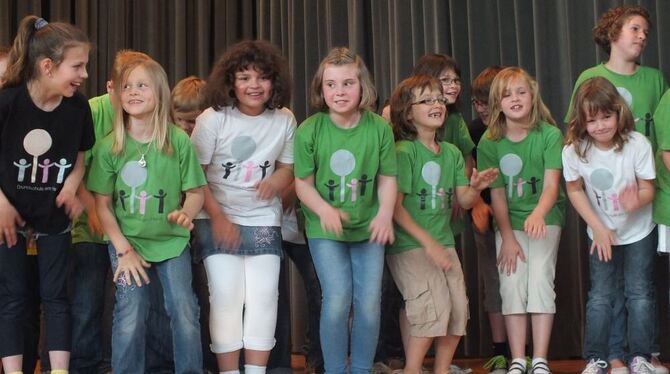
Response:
[390,75,442,141]
[412,53,462,111]
[203,39,291,111]
[593,5,651,55]
[471,66,503,104]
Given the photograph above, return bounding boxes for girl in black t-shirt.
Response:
[0,15,93,373]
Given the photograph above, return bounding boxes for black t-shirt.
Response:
[469,117,491,205]
[0,84,94,234]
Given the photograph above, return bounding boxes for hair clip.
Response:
[34,18,49,30]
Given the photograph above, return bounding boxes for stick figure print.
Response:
[38,158,55,183]
[499,153,523,198]
[154,189,167,214]
[329,149,356,203]
[13,159,31,182]
[421,161,441,209]
[54,158,72,184]
[23,129,52,184]
[589,168,614,211]
[120,161,148,214]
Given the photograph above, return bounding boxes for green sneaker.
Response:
[484,355,509,374]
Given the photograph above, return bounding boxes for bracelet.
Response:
[116,249,129,258]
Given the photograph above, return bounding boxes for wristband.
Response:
[116,249,129,258]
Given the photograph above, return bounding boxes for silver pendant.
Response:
[138,155,147,168]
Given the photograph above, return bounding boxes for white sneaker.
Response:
[652,354,669,374]
[582,359,608,374]
[629,357,655,374]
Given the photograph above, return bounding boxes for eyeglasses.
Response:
[412,97,448,106]
[471,98,488,107]
[439,77,461,86]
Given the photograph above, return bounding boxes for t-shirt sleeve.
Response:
[453,149,469,187]
[79,100,95,152]
[378,121,398,176]
[190,108,219,165]
[633,134,656,180]
[477,135,504,188]
[294,120,316,178]
[561,144,581,182]
[176,129,207,191]
[86,140,116,195]
[456,116,476,156]
[277,110,296,165]
[395,143,414,194]
[655,93,670,151]
[543,125,564,170]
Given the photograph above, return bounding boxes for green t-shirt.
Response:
[565,64,668,148]
[87,125,207,261]
[477,121,566,230]
[653,90,670,225]
[294,110,398,241]
[72,94,116,244]
[437,112,475,236]
[390,140,469,254]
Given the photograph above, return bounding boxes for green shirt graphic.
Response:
[390,140,469,254]
[87,125,206,261]
[477,121,566,230]
[653,90,670,225]
[294,111,398,241]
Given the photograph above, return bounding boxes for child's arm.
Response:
[369,175,397,244]
[451,154,477,221]
[0,188,25,247]
[566,178,616,262]
[76,184,104,237]
[201,166,240,249]
[490,187,526,275]
[664,151,670,171]
[95,193,150,286]
[393,192,451,270]
[55,151,86,219]
[524,169,561,240]
[256,162,294,200]
[619,178,655,213]
[167,186,204,231]
[295,175,349,236]
[455,167,499,210]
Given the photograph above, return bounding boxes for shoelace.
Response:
[583,360,608,374]
[484,356,509,370]
[631,358,655,374]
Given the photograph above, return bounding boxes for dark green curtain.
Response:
[1,0,668,359]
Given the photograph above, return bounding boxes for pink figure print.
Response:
[13,158,31,182]
[437,188,446,209]
[136,191,153,215]
[347,178,359,202]
[54,158,72,184]
[516,177,526,198]
[38,158,55,183]
[608,193,621,212]
[243,161,256,182]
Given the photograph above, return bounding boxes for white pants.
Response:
[204,253,280,353]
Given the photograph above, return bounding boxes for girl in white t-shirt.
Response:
[190,40,296,374]
[563,76,656,373]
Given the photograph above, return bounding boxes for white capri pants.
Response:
[204,253,280,353]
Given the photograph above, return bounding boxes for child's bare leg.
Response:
[49,350,70,370]
[530,313,554,358]
[404,335,433,374]
[490,312,507,342]
[505,314,528,358]
[1,355,21,372]
[399,309,411,356]
[433,335,461,374]
[217,350,241,371]
[245,349,271,366]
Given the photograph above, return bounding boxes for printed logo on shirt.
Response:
[323,149,373,204]
[115,161,169,217]
[616,86,653,137]
[14,129,72,188]
[220,135,272,182]
[499,153,541,199]
[589,167,625,216]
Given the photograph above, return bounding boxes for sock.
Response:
[493,342,510,357]
[244,364,267,374]
[531,357,550,374]
[511,358,527,370]
[532,357,548,366]
[7,371,24,374]
[51,370,69,374]
[221,371,240,374]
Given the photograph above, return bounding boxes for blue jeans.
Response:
[584,229,656,360]
[109,245,202,374]
[308,239,384,374]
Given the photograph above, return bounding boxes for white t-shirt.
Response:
[191,106,296,226]
[562,131,656,245]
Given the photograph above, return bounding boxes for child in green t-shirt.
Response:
[387,74,497,374]
[294,47,397,373]
[477,67,565,374]
[88,58,206,373]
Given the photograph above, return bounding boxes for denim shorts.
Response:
[193,219,282,262]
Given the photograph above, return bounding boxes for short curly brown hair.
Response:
[203,39,291,111]
[593,5,651,55]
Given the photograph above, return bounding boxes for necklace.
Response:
[134,140,152,168]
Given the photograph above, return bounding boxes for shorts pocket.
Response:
[404,280,438,326]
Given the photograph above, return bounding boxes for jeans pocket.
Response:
[404,281,437,326]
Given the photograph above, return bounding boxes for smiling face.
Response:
[438,68,461,104]
[409,87,446,132]
[322,63,362,120]
[500,78,532,126]
[233,67,272,116]
[611,15,649,61]
[120,66,157,122]
[46,44,89,98]
[585,108,618,149]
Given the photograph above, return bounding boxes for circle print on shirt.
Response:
[23,129,53,184]
[499,153,523,198]
[330,149,356,203]
[590,168,614,210]
[231,136,257,161]
[121,161,148,214]
[421,161,441,209]
[616,87,633,109]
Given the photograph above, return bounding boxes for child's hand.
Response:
[114,248,151,287]
[56,189,84,219]
[369,211,394,245]
[0,199,25,248]
[497,237,526,276]
[211,214,241,250]
[619,183,641,213]
[523,211,546,240]
[256,178,279,201]
[470,167,499,191]
[425,243,451,271]
[471,197,492,233]
[167,209,195,230]
[590,225,616,262]
[318,206,349,236]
